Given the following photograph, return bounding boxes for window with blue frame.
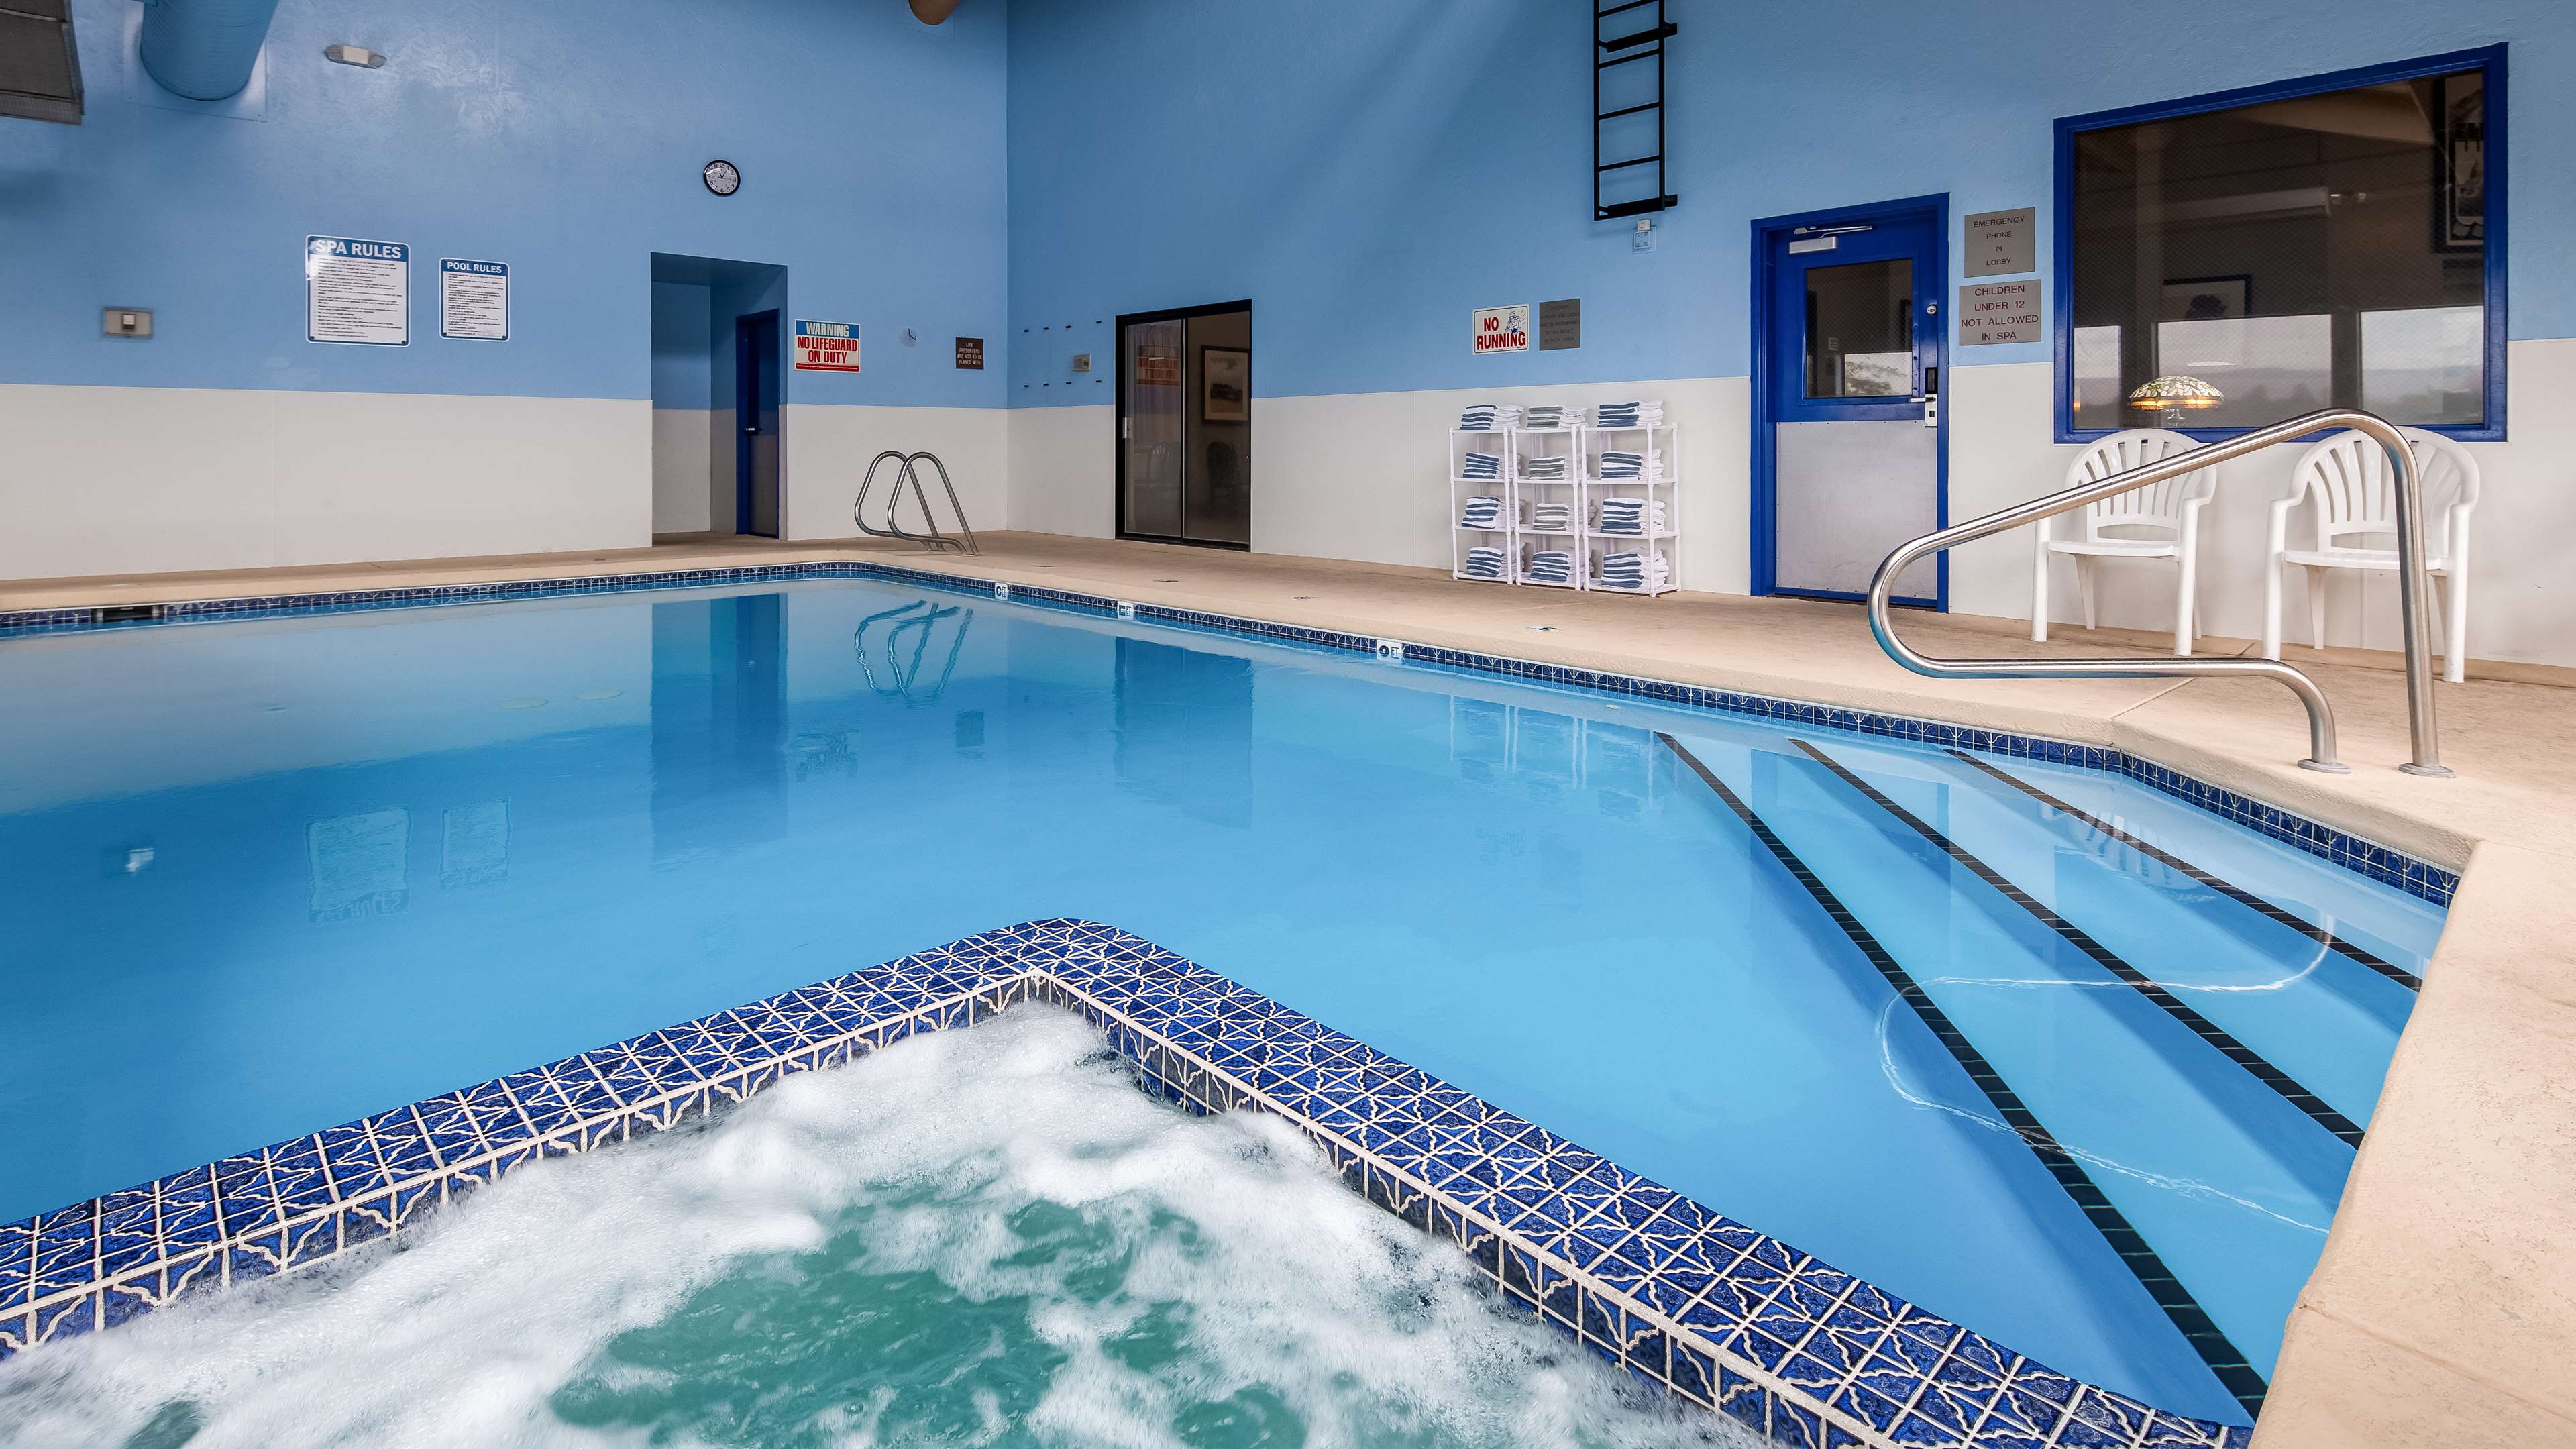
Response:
[2059,49,2502,439]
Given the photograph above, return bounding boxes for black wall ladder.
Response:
[1595,0,1678,220]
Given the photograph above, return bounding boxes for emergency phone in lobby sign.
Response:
[794,320,860,372]
[1473,304,1529,354]
[306,235,409,346]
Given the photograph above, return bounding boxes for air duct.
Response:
[139,0,280,102]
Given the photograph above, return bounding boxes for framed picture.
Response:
[2433,70,2486,254]
[2159,275,2249,323]
[1201,346,1249,423]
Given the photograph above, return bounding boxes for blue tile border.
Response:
[0,921,2251,1448]
[0,558,2454,906]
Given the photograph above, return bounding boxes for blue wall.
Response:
[1004,0,2573,404]
[2,0,1009,407]
[649,282,711,411]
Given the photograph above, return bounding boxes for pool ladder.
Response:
[855,449,980,554]
[1867,408,2448,777]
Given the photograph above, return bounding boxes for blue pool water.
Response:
[0,580,2442,1424]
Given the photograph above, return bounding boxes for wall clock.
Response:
[702,160,740,197]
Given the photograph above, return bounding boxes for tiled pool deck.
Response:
[3,533,2569,1447]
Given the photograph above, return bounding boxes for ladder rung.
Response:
[1595,100,1659,122]
[1597,47,1660,69]
[1601,21,1677,52]
[1596,0,1657,17]
[1597,155,1660,174]
[1597,195,1679,221]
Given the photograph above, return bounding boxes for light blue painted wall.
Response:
[649,282,710,411]
[1005,0,2573,404]
[2,0,1009,407]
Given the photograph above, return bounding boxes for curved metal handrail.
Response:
[851,449,979,554]
[905,451,980,555]
[1866,408,2448,777]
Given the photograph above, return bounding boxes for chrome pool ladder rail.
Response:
[854,449,981,554]
[1865,407,2448,777]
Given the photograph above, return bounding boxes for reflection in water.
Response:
[853,600,974,705]
[307,807,409,922]
[1112,636,1251,829]
[441,802,510,890]
[651,596,787,862]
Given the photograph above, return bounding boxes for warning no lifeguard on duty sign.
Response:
[794,320,860,372]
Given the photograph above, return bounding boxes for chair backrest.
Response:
[2064,429,2215,540]
[2286,427,2481,555]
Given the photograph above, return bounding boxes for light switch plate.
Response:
[103,307,153,337]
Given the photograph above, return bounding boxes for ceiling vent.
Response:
[0,0,81,124]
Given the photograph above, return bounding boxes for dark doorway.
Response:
[649,253,786,540]
[735,310,781,537]
[1117,300,1252,549]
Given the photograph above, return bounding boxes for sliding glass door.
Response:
[1118,302,1251,548]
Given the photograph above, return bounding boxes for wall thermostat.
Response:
[702,159,740,196]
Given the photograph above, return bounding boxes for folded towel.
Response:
[1594,496,1668,534]
[1525,549,1576,584]
[1526,502,1574,532]
[1593,400,1666,429]
[1459,403,1523,431]
[1593,547,1671,590]
[1596,447,1664,480]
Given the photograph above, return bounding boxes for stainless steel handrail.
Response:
[852,449,979,554]
[906,451,980,555]
[1865,407,2449,777]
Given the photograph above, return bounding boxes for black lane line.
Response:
[1654,733,2269,1416]
[1788,739,2367,1150]
[1944,749,2422,992]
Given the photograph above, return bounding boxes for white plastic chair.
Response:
[2030,429,2218,656]
[2263,427,2480,682]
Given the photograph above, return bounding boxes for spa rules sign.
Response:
[794,319,861,372]
[1472,304,1530,354]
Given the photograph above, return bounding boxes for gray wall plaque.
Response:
[1958,280,2043,345]
[1539,297,1581,351]
[1964,207,2036,276]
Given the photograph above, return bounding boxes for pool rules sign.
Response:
[794,320,861,372]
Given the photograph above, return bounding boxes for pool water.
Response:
[0,580,2443,1424]
[0,1010,1755,1448]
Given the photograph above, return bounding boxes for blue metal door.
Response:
[734,311,780,537]
[1755,199,1947,606]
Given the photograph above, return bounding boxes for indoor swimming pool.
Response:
[0,575,2445,1434]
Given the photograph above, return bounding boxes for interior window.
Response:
[2067,64,2491,432]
